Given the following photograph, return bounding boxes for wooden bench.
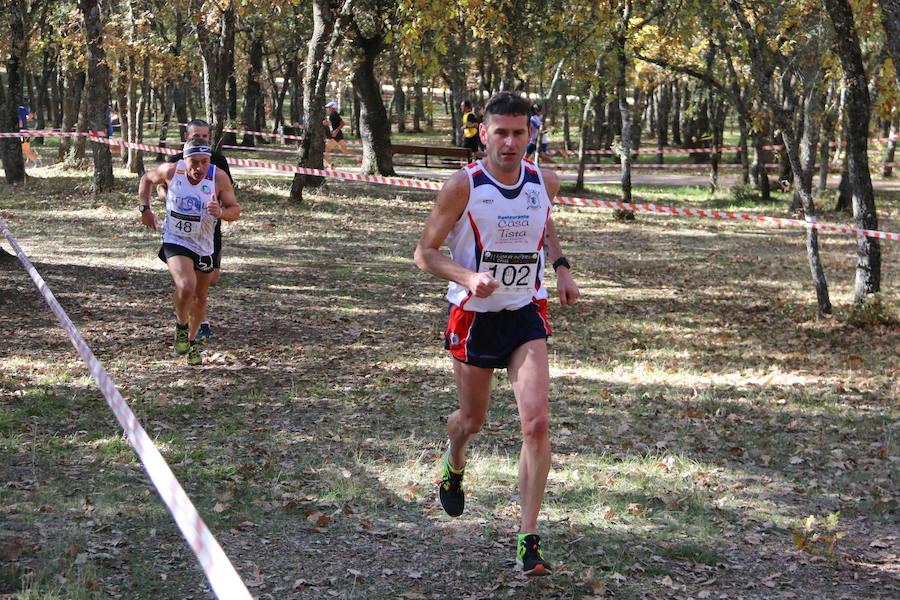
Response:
[391,144,473,167]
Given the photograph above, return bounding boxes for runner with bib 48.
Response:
[137,137,240,366]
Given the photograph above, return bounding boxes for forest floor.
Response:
[1,164,898,600]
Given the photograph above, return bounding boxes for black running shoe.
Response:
[516,534,551,576]
[438,452,465,517]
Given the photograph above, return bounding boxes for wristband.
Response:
[552,257,571,272]
[139,205,151,213]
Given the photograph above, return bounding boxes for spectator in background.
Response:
[526,104,552,163]
[107,105,116,137]
[459,100,479,156]
[323,101,353,168]
[17,103,40,167]
[474,105,485,152]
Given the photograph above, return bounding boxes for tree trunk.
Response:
[752,130,771,201]
[412,74,423,133]
[1,0,28,184]
[441,35,467,148]
[34,49,54,145]
[79,0,114,192]
[290,0,352,201]
[73,71,89,160]
[157,83,174,160]
[350,28,394,175]
[728,0,831,314]
[133,54,149,176]
[615,2,634,212]
[826,0,881,302]
[241,34,264,146]
[389,47,406,133]
[591,93,606,148]
[576,90,593,191]
[192,0,235,147]
[59,69,79,159]
[656,80,671,158]
[290,56,303,127]
[671,80,682,146]
[879,0,900,95]
[707,89,721,191]
[562,80,572,151]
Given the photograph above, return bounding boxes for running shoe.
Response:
[438,451,465,517]
[516,534,551,576]
[195,322,211,343]
[174,324,190,355]
[186,341,201,366]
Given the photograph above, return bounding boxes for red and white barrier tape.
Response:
[221,144,299,154]
[544,161,900,170]
[550,136,899,156]
[553,195,900,241]
[91,136,442,190]
[0,130,99,138]
[222,127,303,141]
[91,135,899,240]
[0,217,253,600]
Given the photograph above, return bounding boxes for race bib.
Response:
[479,250,539,294]
[169,210,202,239]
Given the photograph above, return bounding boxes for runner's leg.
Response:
[166,255,198,325]
[507,338,551,534]
[448,360,493,470]
[190,270,214,341]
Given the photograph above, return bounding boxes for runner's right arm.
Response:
[414,170,499,298]
[137,162,176,231]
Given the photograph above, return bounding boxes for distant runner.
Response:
[137,138,240,365]
[414,90,579,576]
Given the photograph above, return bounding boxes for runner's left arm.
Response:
[540,168,579,307]
[208,169,240,222]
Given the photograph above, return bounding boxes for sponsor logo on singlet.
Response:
[496,214,530,242]
[176,195,203,213]
[525,189,541,209]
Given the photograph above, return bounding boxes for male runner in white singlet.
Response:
[414,91,579,576]
[137,137,240,366]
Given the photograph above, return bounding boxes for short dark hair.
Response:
[461,100,472,110]
[484,91,531,125]
[187,119,210,130]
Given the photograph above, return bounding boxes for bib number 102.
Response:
[487,264,531,287]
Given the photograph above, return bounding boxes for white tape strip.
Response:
[0,217,253,600]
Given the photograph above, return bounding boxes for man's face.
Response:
[480,113,530,172]
[187,126,211,143]
[184,154,211,182]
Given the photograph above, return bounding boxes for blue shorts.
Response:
[444,299,551,369]
[527,142,548,154]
